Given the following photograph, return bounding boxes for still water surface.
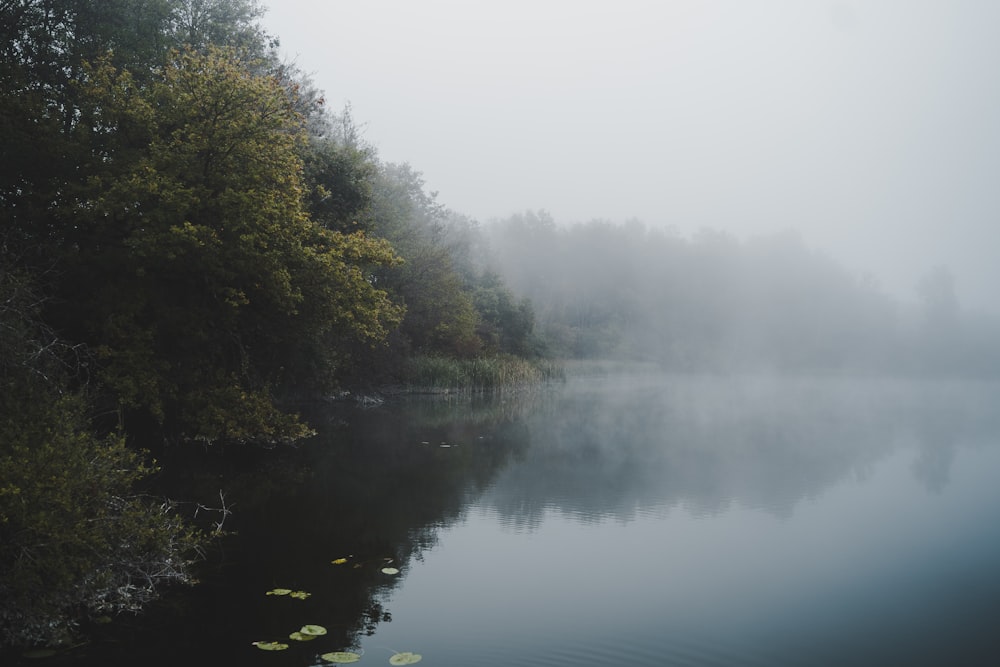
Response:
[64,373,1000,665]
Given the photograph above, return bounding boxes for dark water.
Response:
[21,372,1000,666]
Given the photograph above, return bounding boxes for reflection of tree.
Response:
[96,394,532,662]
[483,375,1000,525]
[911,444,954,494]
[85,376,1000,662]
[918,266,959,333]
[905,381,991,494]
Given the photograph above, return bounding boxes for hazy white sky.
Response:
[262,1,999,312]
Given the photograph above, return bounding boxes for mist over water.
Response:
[483,369,1000,522]
[54,369,1000,667]
[361,371,1000,667]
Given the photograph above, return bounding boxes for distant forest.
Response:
[485,210,1000,376]
[2,0,998,650]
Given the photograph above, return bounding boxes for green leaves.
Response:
[0,382,204,647]
[43,46,405,444]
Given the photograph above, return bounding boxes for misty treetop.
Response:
[485,211,1000,376]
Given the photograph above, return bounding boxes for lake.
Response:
[42,370,1000,666]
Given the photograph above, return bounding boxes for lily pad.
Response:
[266,588,292,596]
[381,567,400,575]
[289,631,319,641]
[289,590,311,599]
[321,651,362,664]
[299,624,328,636]
[253,641,289,651]
[389,652,422,665]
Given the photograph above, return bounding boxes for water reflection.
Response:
[47,374,1000,667]
[483,374,1000,525]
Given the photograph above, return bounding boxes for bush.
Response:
[0,267,205,649]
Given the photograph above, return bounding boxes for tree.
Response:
[473,272,538,356]
[301,106,378,234]
[369,163,481,358]
[38,47,402,441]
[0,1,273,271]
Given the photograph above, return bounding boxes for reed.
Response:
[404,354,563,393]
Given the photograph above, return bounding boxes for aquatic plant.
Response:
[321,651,363,664]
[403,354,561,393]
[389,651,422,665]
[252,641,289,651]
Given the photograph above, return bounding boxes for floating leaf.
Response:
[389,651,422,665]
[289,590,311,599]
[299,624,327,636]
[332,557,348,565]
[266,588,292,596]
[381,567,399,575]
[289,631,318,642]
[253,641,289,651]
[321,651,362,664]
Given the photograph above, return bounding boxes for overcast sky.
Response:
[262,1,1000,313]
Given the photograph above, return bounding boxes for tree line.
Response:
[486,210,1000,376]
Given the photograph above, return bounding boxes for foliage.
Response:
[370,163,482,358]
[301,105,379,234]
[22,47,403,441]
[0,267,204,649]
[472,271,539,357]
[363,164,540,367]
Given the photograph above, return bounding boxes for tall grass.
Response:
[403,354,564,393]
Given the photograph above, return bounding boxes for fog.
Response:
[480,372,1000,524]
[263,1,999,315]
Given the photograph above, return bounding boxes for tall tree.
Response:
[39,48,402,441]
[370,163,481,358]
